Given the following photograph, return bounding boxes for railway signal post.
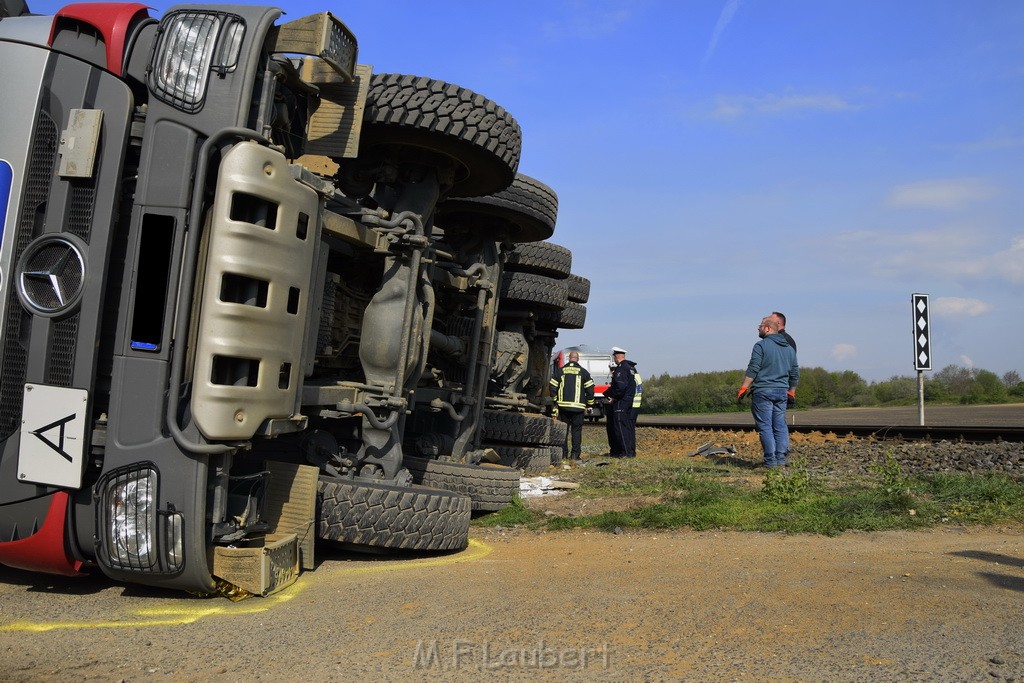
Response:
[912,293,932,426]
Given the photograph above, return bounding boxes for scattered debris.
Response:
[520,476,580,497]
[688,441,737,458]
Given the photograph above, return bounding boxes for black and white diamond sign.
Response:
[912,293,931,371]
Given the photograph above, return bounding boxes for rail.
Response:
[621,419,1024,444]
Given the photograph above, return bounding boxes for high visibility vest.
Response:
[631,371,643,409]
[549,364,595,411]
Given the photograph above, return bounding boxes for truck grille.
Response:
[47,316,80,387]
[0,109,94,437]
[0,112,57,439]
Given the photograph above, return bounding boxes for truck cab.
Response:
[0,0,567,594]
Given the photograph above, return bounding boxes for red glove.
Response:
[786,390,796,407]
[736,386,749,401]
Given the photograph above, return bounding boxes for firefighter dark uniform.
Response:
[606,358,640,457]
[549,360,595,460]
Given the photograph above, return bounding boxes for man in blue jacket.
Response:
[736,316,800,467]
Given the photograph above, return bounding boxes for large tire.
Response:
[481,409,552,444]
[360,74,521,198]
[317,477,471,551]
[436,174,557,242]
[483,444,551,472]
[504,241,572,279]
[565,274,591,304]
[548,421,567,466]
[403,457,519,512]
[537,301,587,330]
[498,271,567,311]
[548,419,568,447]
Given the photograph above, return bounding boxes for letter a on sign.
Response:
[912,293,931,371]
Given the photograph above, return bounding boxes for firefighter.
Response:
[605,347,640,458]
[549,351,596,460]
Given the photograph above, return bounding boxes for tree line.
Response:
[641,365,1024,415]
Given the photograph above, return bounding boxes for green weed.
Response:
[472,455,1024,535]
[761,458,815,504]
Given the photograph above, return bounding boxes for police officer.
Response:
[605,346,641,458]
[549,351,596,460]
[604,361,620,456]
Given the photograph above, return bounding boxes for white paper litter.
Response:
[519,476,571,497]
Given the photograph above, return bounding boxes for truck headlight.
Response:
[102,467,158,569]
[150,11,245,112]
[97,464,186,574]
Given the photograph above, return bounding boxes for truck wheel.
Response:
[548,421,567,465]
[436,173,557,242]
[482,444,551,472]
[548,419,568,448]
[504,241,572,279]
[498,271,567,311]
[403,457,519,512]
[481,409,551,443]
[360,73,521,198]
[317,477,471,551]
[565,274,591,303]
[537,301,587,330]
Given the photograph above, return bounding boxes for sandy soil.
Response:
[1,523,1022,681]
[1,417,1022,681]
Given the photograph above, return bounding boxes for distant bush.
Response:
[640,364,1021,415]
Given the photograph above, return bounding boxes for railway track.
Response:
[628,419,1024,444]
[581,405,1024,444]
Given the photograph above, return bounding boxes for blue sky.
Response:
[31,0,1024,381]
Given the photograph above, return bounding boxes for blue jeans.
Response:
[750,388,790,466]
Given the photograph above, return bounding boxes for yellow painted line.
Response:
[0,539,492,633]
[336,538,492,577]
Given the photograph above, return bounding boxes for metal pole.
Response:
[917,371,925,426]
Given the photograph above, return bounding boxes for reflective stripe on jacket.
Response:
[631,371,643,409]
[549,362,595,411]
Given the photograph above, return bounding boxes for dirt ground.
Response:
[2,411,1022,681]
[1,524,1022,681]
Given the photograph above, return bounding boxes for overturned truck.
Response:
[0,1,588,594]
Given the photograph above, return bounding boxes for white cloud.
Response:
[831,344,858,362]
[827,230,1024,286]
[709,92,856,120]
[960,355,974,369]
[932,297,993,318]
[887,178,996,210]
[702,0,743,67]
[990,237,1024,284]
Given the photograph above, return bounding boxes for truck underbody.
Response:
[0,1,590,594]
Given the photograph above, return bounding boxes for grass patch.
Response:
[917,472,1024,524]
[473,496,537,528]
[476,453,1024,535]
